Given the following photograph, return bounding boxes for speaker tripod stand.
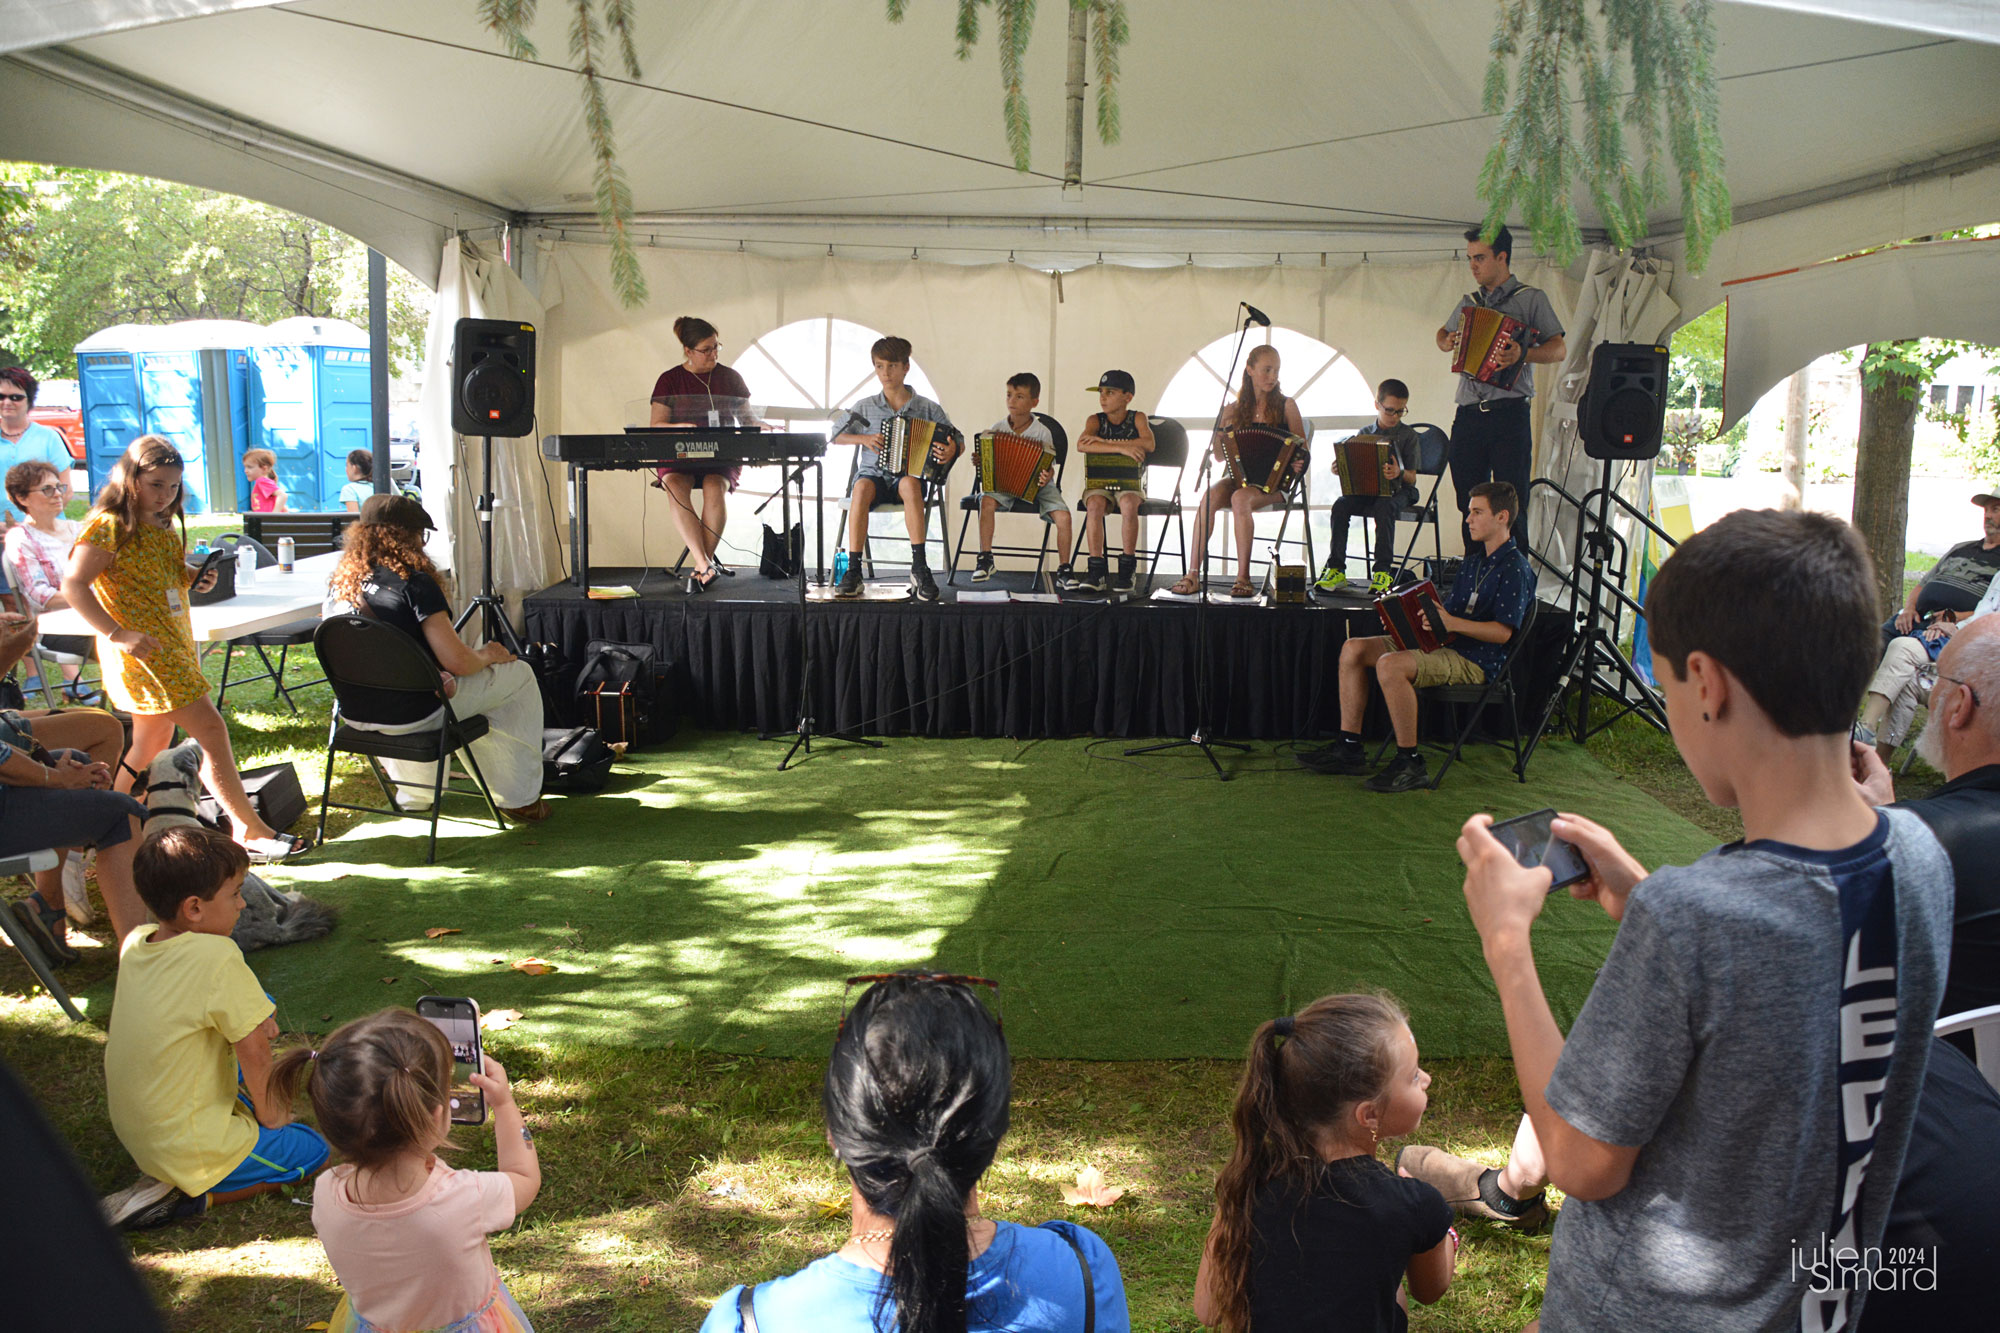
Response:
[452,433,527,656]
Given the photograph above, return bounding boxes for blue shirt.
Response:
[1444,537,1534,678]
[0,423,73,522]
[338,480,373,509]
[834,391,955,442]
[701,1220,1130,1333]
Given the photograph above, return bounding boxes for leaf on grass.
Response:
[1061,1166,1125,1208]
[306,1323,331,1331]
[424,927,462,939]
[815,1196,848,1219]
[481,1008,524,1032]
[490,956,507,965]
[379,977,397,985]
[512,957,556,976]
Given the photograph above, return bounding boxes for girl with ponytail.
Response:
[1194,994,1456,1332]
[1174,343,1311,599]
[705,972,1130,1332]
[271,1008,542,1332]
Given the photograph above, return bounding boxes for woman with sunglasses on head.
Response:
[650,316,753,592]
[703,972,1130,1333]
[62,436,310,863]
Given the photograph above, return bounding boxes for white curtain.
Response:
[414,237,563,630]
[1529,247,1681,575]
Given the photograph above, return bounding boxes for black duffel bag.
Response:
[574,640,675,748]
[542,726,616,793]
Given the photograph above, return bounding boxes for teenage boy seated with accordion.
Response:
[1300,481,1535,792]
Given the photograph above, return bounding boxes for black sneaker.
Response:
[103,1175,206,1230]
[972,553,997,583]
[910,564,941,603]
[1053,563,1079,593]
[1072,559,1108,594]
[1110,556,1137,595]
[834,561,864,599]
[1298,743,1370,775]
[1363,751,1430,792]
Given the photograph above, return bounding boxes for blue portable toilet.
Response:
[75,320,259,514]
[246,317,373,513]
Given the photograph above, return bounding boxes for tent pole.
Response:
[368,249,391,496]
[1064,5,1087,189]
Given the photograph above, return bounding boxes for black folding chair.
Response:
[838,428,958,578]
[1376,423,1450,579]
[313,615,504,864]
[1374,595,1543,789]
[244,511,358,559]
[1067,415,1192,584]
[211,534,325,715]
[947,412,1070,587]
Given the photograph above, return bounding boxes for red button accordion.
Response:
[1450,305,1531,391]
[878,417,955,482]
[1375,579,1456,653]
[1335,434,1394,498]
[1222,425,1304,494]
[975,431,1057,505]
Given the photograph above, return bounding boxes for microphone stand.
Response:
[1124,306,1263,779]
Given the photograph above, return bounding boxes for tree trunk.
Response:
[1852,343,1921,617]
[1781,369,1809,510]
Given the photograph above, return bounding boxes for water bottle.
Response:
[236,544,257,589]
[193,539,210,558]
[278,536,295,572]
[832,549,849,585]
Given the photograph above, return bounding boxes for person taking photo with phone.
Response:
[270,1006,542,1332]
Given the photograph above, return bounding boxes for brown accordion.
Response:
[1222,425,1303,494]
[975,431,1056,505]
[1375,579,1456,653]
[1450,305,1530,390]
[877,417,954,483]
[1335,434,1394,498]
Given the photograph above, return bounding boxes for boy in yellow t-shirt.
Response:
[100,827,328,1230]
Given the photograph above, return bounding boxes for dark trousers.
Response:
[1328,494,1404,574]
[1449,398,1533,549]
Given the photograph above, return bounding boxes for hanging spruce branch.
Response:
[890,0,1128,173]
[478,0,648,307]
[1480,0,1730,272]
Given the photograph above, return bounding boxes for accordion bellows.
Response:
[1336,435,1393,498]
[877,417,950,482]
[1375,579,1455,653]
[1223,425,1302,493]
[976,431,1056,504]
[1451,305,1530,390]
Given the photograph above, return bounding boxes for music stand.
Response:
[1123,306,1264,780]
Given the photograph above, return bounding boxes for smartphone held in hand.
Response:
[1489,808,1591,891]
[416,995,486,1125]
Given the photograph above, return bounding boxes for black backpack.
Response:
[573,640,675,748]
[541,726,616,793]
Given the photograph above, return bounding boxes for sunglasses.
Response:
[0,393,27,402]
[839,971,1003,1036]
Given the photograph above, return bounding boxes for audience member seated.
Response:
[1300,482,1535,792]
[100,827,329,1231]
[1195,994,1455,1331]
[324,494,548,823]
[4,459,96,702]
[1450,510,1951,1330]
[702,972,1130,1332]
[1857,491,2000,754]
[272,1009,541,1333]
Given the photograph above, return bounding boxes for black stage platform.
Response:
[522,566,1379,740]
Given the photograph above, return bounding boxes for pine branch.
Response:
[998,0,1035,172]
[1091,0,1128,145]
[954,0,980,58]
[603,0,640,77]
[566,0,646,306]
[477,0,538,59]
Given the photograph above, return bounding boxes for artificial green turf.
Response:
[75,732,1717,1060]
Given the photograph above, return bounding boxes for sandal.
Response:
[501,799,552,824]
[10,891,79,965]
[688,565,721,595]
[1170,574,1201,596]
[242,832,313,864]
[1230,577,1256,598]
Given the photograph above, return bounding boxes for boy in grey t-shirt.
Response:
[1453,510,1951,1332]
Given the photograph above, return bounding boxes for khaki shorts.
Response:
[1408,646,1486,688]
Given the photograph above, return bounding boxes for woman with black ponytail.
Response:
[1194,994,1456,1332]
[703,972,1129,1332]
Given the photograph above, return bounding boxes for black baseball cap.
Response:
[357,493,437,533]
[1088,370,1136,395]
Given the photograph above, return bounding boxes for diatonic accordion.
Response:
[877,416,953,482]
[1335,434,1394,498]
[1375,579,1456,654]
[1222,425,1303,494]
[1450,305,1530,390]
[976,431,1057,505]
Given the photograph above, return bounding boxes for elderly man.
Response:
[1856,491,2000,755]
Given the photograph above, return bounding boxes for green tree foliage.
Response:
[1480,0,1730,271]
[479,0,646,308]
[0,164,431,383]
[889,0,1130,172]
[1667,300,1723,408]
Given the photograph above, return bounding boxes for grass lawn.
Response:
[0,634,1943,1332]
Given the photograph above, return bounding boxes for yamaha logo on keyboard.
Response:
[676,442,718,459]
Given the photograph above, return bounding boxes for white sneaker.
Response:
[63,851,95,926]
[101,1174,176,1229]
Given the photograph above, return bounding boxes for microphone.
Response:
[1242,303,1272,328]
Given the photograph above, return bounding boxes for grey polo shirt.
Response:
[1448,276,1565,406]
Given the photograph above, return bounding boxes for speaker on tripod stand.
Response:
[1517,342,1672,769]
[449,318,536,652]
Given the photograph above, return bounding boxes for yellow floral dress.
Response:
[75,512,208,714]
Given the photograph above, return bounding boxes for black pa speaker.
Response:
[1580,341,1669,461]
[451,318,536,437]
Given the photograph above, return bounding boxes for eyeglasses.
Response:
[1380,407,1410,416]
[1940,674,1981,708]
[839,971,1003,1036]
[0,393,27,402]
[29,485,66,498]
[690,342,721,356]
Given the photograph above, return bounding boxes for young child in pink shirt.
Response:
[272,1008,542,1332]
[244,448,287,513]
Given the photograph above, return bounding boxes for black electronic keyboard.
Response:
[544,432,827,467]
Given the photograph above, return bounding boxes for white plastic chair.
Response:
[1936,1003,2000,1092]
